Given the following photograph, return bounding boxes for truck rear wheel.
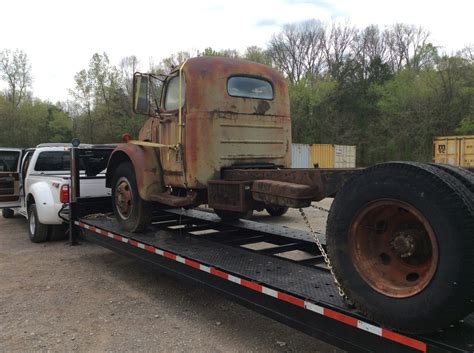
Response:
[112,162,151,232]
[28,204,49,243]
[265,206,288,217]
[2,208,14,218]
[326,162,474,333]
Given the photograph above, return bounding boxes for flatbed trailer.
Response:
[66,146,474,353]
[68,205,472,352]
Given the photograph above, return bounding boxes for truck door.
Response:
[158,74,186,187]
[0,148,23,208]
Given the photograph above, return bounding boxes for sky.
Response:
[0,0,473,103]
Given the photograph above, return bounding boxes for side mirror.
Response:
[133,73,150,115]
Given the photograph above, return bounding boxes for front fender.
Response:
[28,182,62,224]
[106,143,164,201]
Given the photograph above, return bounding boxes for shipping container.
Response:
[334,145,357,168]
[291,143,311,168]
[310,144,356,168]
[433,135,474,170]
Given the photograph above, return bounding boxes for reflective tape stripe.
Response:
[77,221,427,352]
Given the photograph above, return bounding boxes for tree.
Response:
[0,49,32,107]
[269,20,327,84]
[244,46,272,66]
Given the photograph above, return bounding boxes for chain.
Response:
[298,207,346,298]
[310,204,330,213]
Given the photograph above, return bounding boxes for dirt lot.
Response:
[0,200,343,353]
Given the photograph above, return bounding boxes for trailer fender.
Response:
[105,143,164,201]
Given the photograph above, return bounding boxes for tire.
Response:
[265,206,288,217]
[214,209,253,221]
[112,161,151,232]
[326,162,474,333]
[2,208,14,218]
[49,224,68,241]
[28,204,49,243]
[429,163,474,193]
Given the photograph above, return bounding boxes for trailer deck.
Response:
[66,146,474,353]
[72,200,474,353]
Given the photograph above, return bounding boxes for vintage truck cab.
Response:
[106,57,303,230]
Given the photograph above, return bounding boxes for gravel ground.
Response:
[0,200,343,353]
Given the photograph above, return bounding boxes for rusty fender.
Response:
[105,143,164,201]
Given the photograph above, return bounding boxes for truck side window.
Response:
[227,76,273,100]
[164,76,185,111]
[34,151,70,171]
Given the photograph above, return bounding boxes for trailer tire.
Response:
[326,162,474,333]
[265,206,288,217]
[28,204,49,243]
[112,162,151,232]
[2,208,14,218]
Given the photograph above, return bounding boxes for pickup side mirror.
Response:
[133,73,150,115]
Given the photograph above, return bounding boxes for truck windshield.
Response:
[164,76,186,111]
[227,76,273,100]
[0,151,21,172]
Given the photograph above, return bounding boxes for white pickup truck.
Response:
[0,144,111,242]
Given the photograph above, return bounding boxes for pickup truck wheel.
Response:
[50,224,68,241]
[214,209,253,221]
[2,208,14,218]
[326,162,474,333]
[265,206,288,217]
[112,162,151,232]
[28,204,49,243]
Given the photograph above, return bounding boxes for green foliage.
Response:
[1,21,474,166]
[0,97,72,147]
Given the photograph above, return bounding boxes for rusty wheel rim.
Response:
[115,177,133,220]
[349,199,438,298]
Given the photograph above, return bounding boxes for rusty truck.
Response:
[104,56,474,334]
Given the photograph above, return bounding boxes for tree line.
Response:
[0,20,473,166]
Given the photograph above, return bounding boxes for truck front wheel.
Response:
[28,204,49,243]
[112,162,151,232]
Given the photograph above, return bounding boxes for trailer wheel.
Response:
[112,162,151,232]
[265,206,288,217]
[28,204,49,243]
[2,208,14,218]
[326,162,474,333]
[214,209,252,221]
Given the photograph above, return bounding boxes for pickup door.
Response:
[0,148,23,207]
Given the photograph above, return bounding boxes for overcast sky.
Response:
[1,0,472,102]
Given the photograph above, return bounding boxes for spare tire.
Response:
[326,162,474,333]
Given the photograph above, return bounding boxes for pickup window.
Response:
[34,151,71,171]
[0,151,21,172]
[227,76,273,100]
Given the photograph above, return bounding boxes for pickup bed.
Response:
[0,144,112,242]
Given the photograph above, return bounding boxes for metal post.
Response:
[69,146,80,245]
